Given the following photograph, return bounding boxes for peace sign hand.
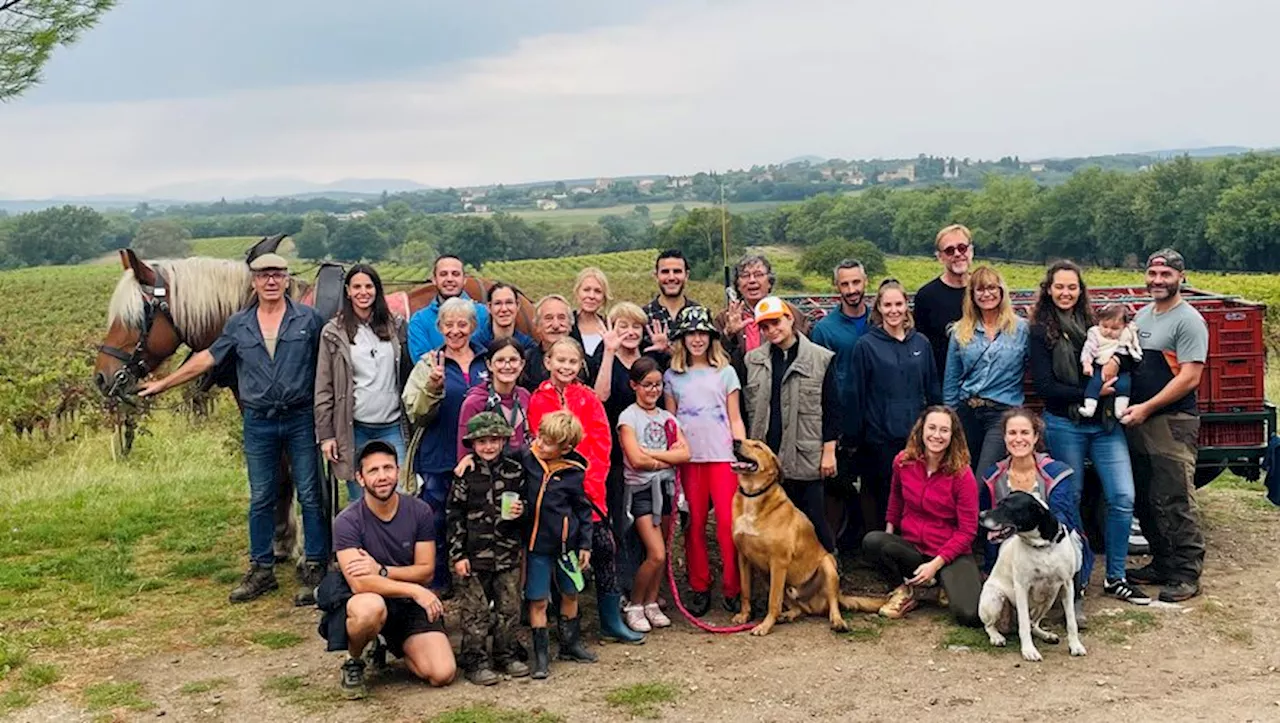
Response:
[427,350,445,389]
[723,301,745,336]
[644,319,670,354]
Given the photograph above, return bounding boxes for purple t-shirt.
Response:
[663,365,739,463]
[333,493,435,568]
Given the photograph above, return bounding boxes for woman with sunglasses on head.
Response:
[943,266,1028,477]
[914,224,975,377]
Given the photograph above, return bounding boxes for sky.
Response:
[1,0,1278,199]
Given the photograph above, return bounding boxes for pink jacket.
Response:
[886,452,978,563]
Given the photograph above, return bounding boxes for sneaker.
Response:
[686,590,710,617]
[501,659,530,678]
[340,657,367,700]
[228,563,278,603]
[1158,581,1200,603]
[467,667,500,686]
[721,594,740,614]
[878,585,918,619]
[1104,579,1151,605]
[1125,564,1167,586]
[644,603,672,628]
[624,604,652,633]
[293,560,326,607]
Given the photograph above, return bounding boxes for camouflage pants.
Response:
[456,567,522,672]
[1127,412,1205,584]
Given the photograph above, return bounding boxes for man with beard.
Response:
[643,249,701,334]
[1120,249,1208,603]
[326,440,455,698]
[809,259,870,552]
[408,255,491,361]
[519,294,583,390]
[913,224,974,376]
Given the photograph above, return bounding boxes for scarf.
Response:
[1052,309,1087,387]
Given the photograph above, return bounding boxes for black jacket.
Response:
[850,326,942,445]
[519,448,594,557]
[1028,323,1120,425]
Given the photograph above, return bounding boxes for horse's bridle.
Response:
[98,268,185,402]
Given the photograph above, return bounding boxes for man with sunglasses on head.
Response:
[138,253,330,605]
[913,224,974,377]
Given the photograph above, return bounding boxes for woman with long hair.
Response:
[315,264,412,504]
[1028,261,1149,605]
[861,406,980,625]
[943,265,1029,476]
[979,407,1094,624]
[455,336,532,459]
[850,279,942,537]
[569,267,611,362]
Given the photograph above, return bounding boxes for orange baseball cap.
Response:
[753,296,790,323]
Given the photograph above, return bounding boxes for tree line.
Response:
[3,152,1279,273]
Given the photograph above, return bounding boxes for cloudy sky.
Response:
[1,0,1277,199]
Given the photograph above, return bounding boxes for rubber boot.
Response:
[598,591,646,645]
[531,628,550,680]
[556,616,598,663]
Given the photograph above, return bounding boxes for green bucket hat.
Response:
[462,411,514,446]
[671,305,719,340]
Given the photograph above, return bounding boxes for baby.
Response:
[1080,304,1143,418]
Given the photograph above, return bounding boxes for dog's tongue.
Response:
[986,530,1004,541]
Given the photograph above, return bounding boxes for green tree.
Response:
[293,218,329,261]
[1206,168,1280,271]
[798,237,887,278]
[437,217,505,270]
[1,0,116,100]
[131,218,191,258]
[328,220,386,262]
[6,204,106,265]
[656,207,746,279]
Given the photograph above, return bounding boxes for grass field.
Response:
[1,247,1278,718]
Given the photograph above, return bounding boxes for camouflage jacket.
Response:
[447,453,527,572]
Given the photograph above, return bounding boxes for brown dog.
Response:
[730,439,885,636]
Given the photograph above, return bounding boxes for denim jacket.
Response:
[943,317,1029,408]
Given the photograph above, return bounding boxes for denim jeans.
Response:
[1084,364,1132,402]
[956,402,1009,480]
[347,421,407,504]
[243,407,328,565]
[419,470,452,591]
[1042,412,1135,581]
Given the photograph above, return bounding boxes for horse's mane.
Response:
[107,257,255,341]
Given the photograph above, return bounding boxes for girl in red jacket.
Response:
[862,405,981,626]
[529,338,639,644]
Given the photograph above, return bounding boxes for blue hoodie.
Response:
[810,306,870,438]
[849,326,942,445]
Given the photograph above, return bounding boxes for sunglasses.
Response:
[940,243,970,257]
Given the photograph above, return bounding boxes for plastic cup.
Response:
[501,492,520,520]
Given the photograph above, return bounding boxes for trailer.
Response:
[783,286,1274,488]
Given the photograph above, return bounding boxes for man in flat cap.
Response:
[1121,248,1208,603]
[140,252,331,605]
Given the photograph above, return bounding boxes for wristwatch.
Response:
[378,565,388,578]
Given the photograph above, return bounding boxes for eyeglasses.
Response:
[491,358,522,368]
[974,285,1001,297]
[741,270,769,281]
[940,243,970,257]
[637,382,663,391]
[254,271,288,282]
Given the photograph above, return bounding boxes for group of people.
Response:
[138,226,1211,698]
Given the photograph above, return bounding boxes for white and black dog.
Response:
[978,491,1086,661]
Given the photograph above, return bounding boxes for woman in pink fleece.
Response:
[456,337,533,459]
[861,405,981,626]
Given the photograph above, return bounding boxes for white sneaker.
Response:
[644,603,672,628]
[624,604,652,632]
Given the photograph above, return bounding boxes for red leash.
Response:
[662,473,754,634]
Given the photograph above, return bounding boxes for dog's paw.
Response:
[749,621,774,636]
[1021,646,1043,662]
[1069,641,1087,657]
[1040,631,1060,645]
[987,632,1006,647]
[731,611,750,625]
[829,617,849,633]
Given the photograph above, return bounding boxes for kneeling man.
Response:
[332,440,456,698]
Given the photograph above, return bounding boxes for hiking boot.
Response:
[339,657,367,700]
[624,604,652,633]
[556,616,598,663]
[501,659,530,679]
[686,590,710,617]
[1158,581,1200,603]
[228,563,278,603]
[367,635,388,670]
[1125,564,1168,586]
[531,628,550,680]
[467,667,500,686]
[878,585,917,619]
[293,560,326,607]
[644,603,672,628]
[1104,578,1151,605]
[721,594,740,614]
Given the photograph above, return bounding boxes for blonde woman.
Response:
[569,267,611,359]
[942,266,1029,475]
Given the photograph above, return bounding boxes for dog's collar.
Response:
[1052,524,1067,545]
[738,479,778,498]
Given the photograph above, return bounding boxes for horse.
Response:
[94,235,538,563]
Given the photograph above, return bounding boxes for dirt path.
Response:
[12,488,1280,723]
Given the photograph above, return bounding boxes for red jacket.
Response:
[528,381,611,521]
[885,452,977,563]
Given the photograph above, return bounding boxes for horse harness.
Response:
[99,268,188,400]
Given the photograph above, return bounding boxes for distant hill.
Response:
[779,155,828,166]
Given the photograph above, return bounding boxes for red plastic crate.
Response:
[1207,354,1265,411]
[1198,420,1266,447]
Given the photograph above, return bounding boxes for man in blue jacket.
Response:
[408,255,491,362]
[809,259,870,552]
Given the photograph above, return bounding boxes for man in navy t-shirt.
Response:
[331,441,456,698]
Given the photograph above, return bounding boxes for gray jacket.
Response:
[743,334,833,481]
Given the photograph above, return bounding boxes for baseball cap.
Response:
[1145,248,1185,272]
[356,439,398,468]
[249,253,290,272]
[753,296,790,323]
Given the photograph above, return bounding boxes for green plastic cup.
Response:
[500,491,520,520]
